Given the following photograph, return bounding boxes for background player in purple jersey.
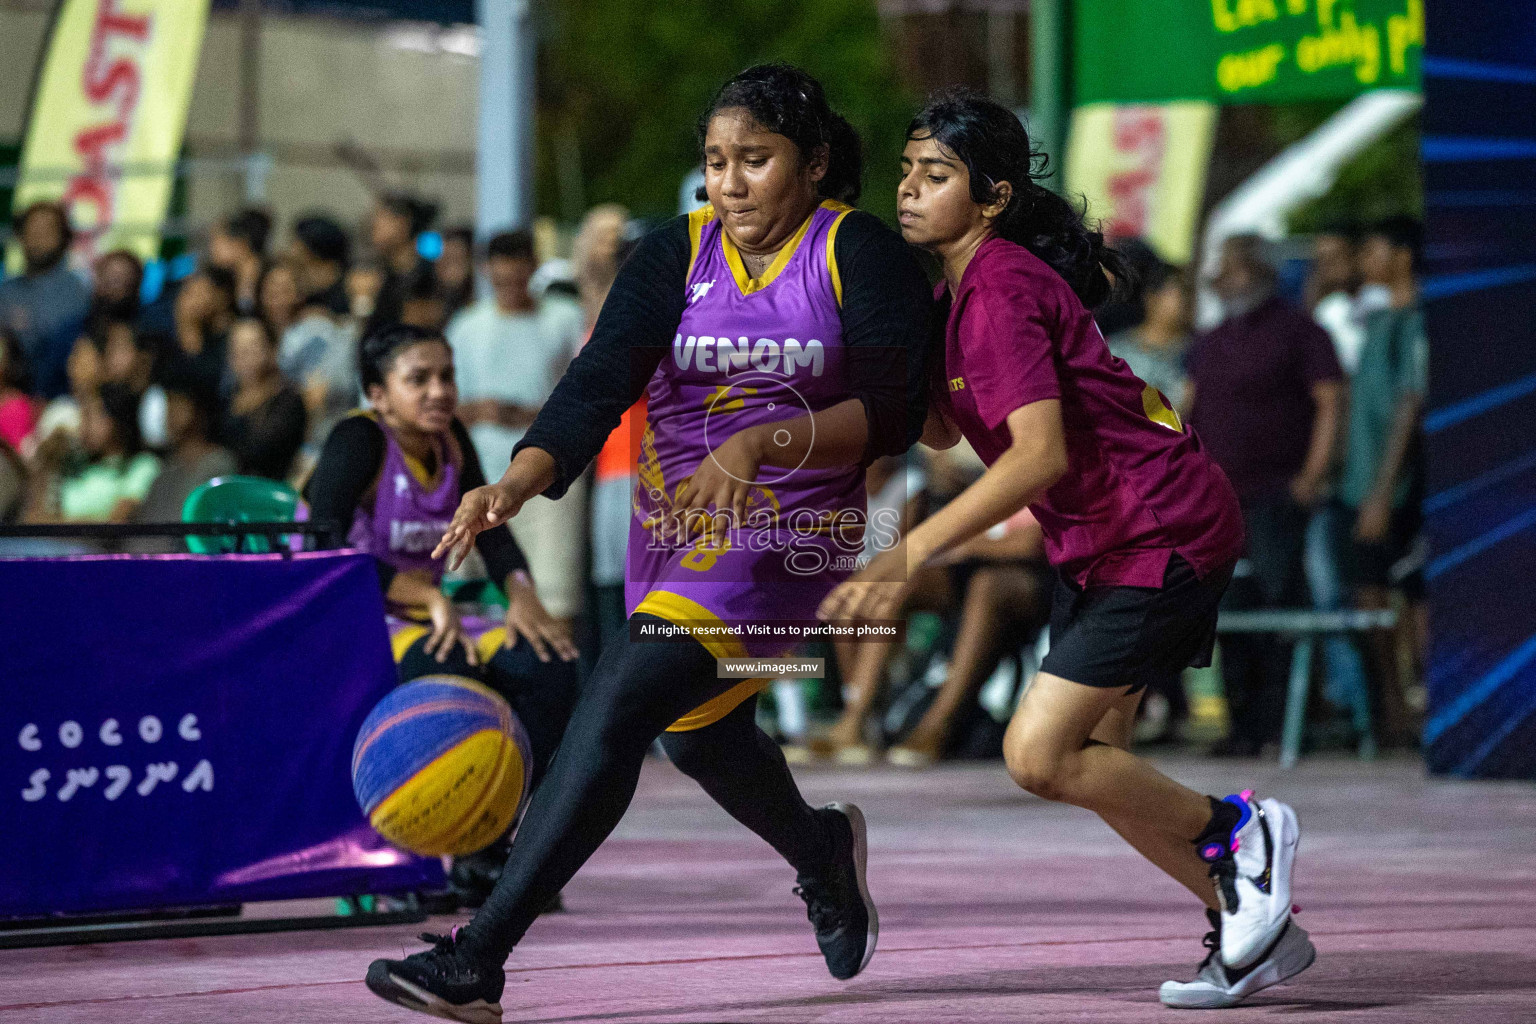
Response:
[305,324,579,906]
[820,91,1314,1010]
[365,66,932,1022]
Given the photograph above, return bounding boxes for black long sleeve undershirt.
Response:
[305,414,529,590]
[512,209,935,499]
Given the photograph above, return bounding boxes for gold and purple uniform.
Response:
[512,202,934,731]
[627,201,867,728]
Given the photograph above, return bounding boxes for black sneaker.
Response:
[450,844,562,915]
[365,928,504,1023]
[794,802,878,980]
[449,843,508,910]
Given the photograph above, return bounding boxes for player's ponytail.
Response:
[820,112,863,205]
[697,63,863,205]
[908,88,1128,308]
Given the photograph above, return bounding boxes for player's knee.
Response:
[1003,742,1067,802]
[398,636,474,684]
[969,566,1004,599]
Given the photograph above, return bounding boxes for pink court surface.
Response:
[6,756,1534,1023]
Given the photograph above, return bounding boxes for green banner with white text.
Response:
[1074,0,1423,106]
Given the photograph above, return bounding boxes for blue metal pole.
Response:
[475,0,536,234]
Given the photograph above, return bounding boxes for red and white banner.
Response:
[8,0,209,270]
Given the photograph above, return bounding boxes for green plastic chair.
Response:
[442,576,508,609]
[181,475,303,554]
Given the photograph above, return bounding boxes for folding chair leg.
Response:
[1280,636,1314,769]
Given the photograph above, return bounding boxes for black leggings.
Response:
[456,613,835,966]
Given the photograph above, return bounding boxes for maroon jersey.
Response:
[936,237,1243,588]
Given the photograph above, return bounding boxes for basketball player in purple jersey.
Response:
[365,66,932,1022]
[821,91,1313,1009]
[305,324,579,905]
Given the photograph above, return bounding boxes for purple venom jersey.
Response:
[626,200,870,682]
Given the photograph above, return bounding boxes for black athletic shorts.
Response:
[1038,553,1234,695]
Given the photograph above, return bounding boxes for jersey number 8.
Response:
[681,534,732,572]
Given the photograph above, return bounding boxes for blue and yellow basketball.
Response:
[351,675,533,857]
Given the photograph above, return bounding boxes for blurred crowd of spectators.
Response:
[0,195,604,555]
[0,193,1426,762]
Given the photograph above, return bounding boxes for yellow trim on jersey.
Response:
[668,679,769,733]
[633,590,747,659]
[632,589,771,732]
[348,407,453,490]
[390,623,431,662]
[720,206,817,297]
[1140,384,1184,433]
[476,627,509,666]
[687,205,716,280]
[821,200,854,307]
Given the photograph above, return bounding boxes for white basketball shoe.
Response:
[1196,790,1300,970]
[1159,909,1316,1008]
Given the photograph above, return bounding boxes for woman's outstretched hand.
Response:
[432,479,527,571]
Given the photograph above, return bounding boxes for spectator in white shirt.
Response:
[447,229,586,622]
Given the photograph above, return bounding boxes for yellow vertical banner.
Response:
[1065,101,1217,265]
[8,0,210,272]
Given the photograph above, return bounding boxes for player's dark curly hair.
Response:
[908,88,1129,308]
[696,63,863,204]
[359,322,448,392]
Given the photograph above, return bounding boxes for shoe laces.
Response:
[419,928,459,954]
[407,927,476,982]
[1199,926,1220,968]
[1207,853,1240,912]
[1198,908,1223,969]
[793,878,846,933]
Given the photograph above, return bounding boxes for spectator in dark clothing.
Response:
[399,262,448,332]
[262,258,355,456]
[0,201,89,399]
[1186,234,1345,756]
[1343,217,1429,747]
[99,316,156,397]
[127,362,238,552]
[171,266,238,395]
[288,215,352,317]
[365,191,438,337]
[436,225,476,323]
[209,208,272,315]
[220,316,306,481]
[84,249,144,340]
